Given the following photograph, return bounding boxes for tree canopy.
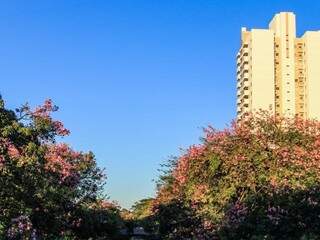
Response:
[148,112,320,239]
[0,97,122,239]
[3,96,320,239]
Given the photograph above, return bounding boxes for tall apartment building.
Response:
[237,12,320,120]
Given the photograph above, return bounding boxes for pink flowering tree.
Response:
[152,111,320,239]
[0,97,120,239]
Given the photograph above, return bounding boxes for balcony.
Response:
[243,72,249,79]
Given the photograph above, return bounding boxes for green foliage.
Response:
[73,202,123,239]
[132,198,154,220]
[0,98,123,239]
[152,112,320,239]
[155,200,202,240]
[131,198,157,234]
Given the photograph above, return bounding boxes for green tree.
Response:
[131,198,157,234]
[0,97,121,239]
[153,112,320,239]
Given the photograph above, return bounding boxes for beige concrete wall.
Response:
[251,29,275,113]
[269,12,296,117]
[294,39,307,118]
[302,31,320,120]
[236,28,251,119]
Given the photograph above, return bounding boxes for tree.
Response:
[0,97,118,239]
[153,112,320,239]
[131,198,157,234]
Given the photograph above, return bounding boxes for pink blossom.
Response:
[30,99,70,137]
[52,121,70,136]
[7,144,20,158]
[44,143,80,182]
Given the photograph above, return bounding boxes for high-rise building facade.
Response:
[237,12,320,120]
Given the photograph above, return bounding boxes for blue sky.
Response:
[1,0,320,208]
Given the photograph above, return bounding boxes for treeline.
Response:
[129,112,320,239]
[0,97,126,239]
[3,96,320,239]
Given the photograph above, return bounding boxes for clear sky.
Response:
[1,0,320,208]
